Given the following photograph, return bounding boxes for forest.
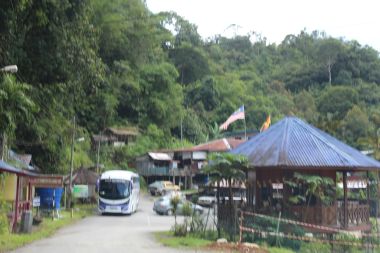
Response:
[1,0,380,173]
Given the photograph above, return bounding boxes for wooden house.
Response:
[136,152,177,183]
[231,116,380,231]
[92,127,138,149]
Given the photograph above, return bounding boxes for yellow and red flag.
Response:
[260,115,271,132]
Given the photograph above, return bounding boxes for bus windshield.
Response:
[99,179,131,200]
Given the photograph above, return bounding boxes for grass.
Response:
[154,231,297,253]
[154,231,213,249]
[0,204,95,252]
[267,247,296,253]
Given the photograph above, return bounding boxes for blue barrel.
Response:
[54,188,63,209]
[35,188,63,210]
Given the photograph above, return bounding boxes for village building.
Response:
[91,127,139,149]
[136,137,246,188]
[0,158,62,232]
[231,116,380,231]
[63,167,99,203]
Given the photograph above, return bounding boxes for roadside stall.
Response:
[0,161,63,233]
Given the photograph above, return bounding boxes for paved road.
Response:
[11,194,209,253]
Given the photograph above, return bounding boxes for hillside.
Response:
[1,0,380,173]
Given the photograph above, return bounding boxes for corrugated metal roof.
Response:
[231,116,380,170]
[187,138,246,152]
[148,152,172,161]
[106,127,139,136]
[64,168,99,185]
[0,160,38,176]
[157,138,246,153]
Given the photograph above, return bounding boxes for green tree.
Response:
[158,12,202,47]
[138,63,183,130]
[204,152,248,240]
[294,90,318,123]
[317,38,344,85]
[317,86,358,121]
[170,195,180,231]
[339,105,370,147]
[169,44,210,85]
[0,75,36,158]
[285,172,335,222]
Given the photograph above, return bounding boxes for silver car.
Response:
[148,181,180,196]
[153,196,203,216]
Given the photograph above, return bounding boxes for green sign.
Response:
[73,185,89,198]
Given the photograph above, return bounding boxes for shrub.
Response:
[333,233,362,253]
[0,189,10,234]
[182,202,192,217]
[189,214,205,235]
[172,223,187,237]
[298,242,330,253]
[242,215,305,251]
[191,194,199,204]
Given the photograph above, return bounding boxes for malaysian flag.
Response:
[219,105,245,130]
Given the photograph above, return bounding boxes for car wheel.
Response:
[167,209,173,216]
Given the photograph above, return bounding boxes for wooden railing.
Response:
[337,202,369,228]
[289,205,337,226]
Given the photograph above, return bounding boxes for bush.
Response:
[242,215,305,251]
[189,214,205,235]
[182,202,192,217]
[333,233,362,253]
[191,194,199,204]
[298,242,330,253]
[268,247,295,253]
[139,175,147,191]
[0,193,10,234]
[172,223,187,237]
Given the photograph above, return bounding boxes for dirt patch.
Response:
[206,242,269,253]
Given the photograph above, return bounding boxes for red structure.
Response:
[0,161,63,232]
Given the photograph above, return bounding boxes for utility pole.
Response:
[96,131,101,175]
[68,116,76,209]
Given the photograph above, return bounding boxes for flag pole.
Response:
[243,105,247,140]
[244,117,247,140]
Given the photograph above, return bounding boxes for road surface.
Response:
[10,194,210,253]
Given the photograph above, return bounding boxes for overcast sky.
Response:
[146,0,380,52]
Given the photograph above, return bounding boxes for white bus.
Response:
[98,170,140,214]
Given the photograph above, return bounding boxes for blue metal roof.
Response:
[0,160,37,176]
[231,116,380,170]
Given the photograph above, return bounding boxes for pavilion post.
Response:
[12,175,20,232]
[366,171,370,206]
[343,171,348,228]
[28,179,32,209]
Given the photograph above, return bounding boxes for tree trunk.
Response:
[328,63,332,85]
